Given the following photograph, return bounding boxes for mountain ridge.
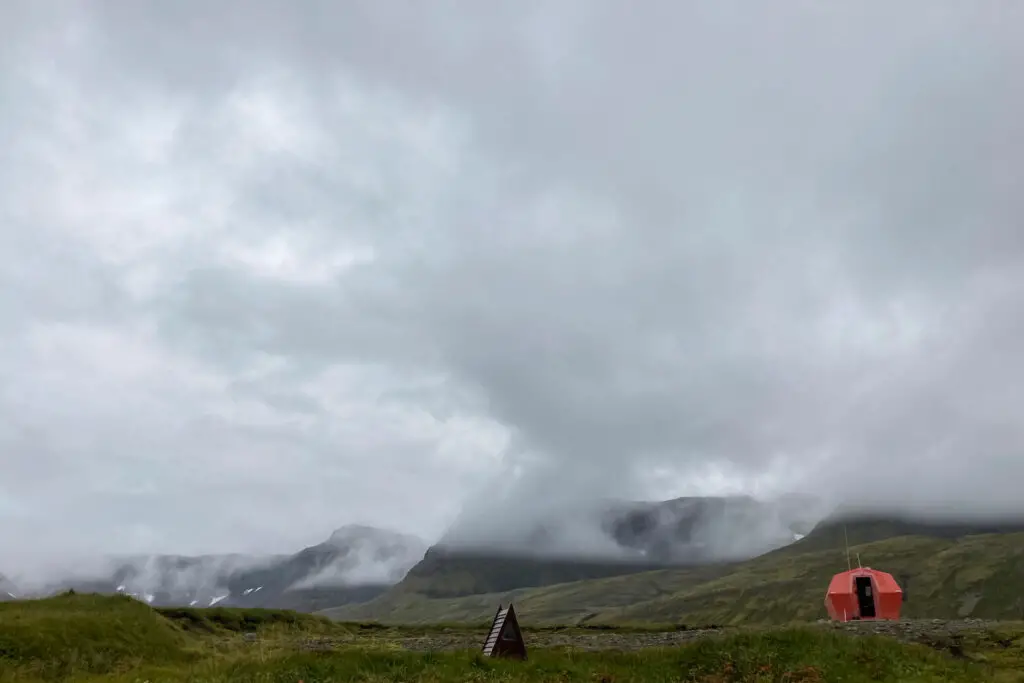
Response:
[3,525,428,612]
[394,494,823,602]
[16,498,1018,622]
[0,495,821,613]
[322,512,1024,625]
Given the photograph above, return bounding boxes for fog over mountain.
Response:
[1,498,823,610]
[441,494,829,563]
[0,574,19,600]
[2,0,1023,579]
[4,526,427,612]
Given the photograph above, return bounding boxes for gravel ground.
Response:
[393,627,725,652]
[295,619,1017,654]
[817,618,1019,657]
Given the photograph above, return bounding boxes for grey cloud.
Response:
[2,0,1024,575]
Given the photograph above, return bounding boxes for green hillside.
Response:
[4,593,1024,682]
[323,530,1024,626]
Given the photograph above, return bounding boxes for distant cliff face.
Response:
[440,494,825,562]
[600,494,822,563]
[397,495,828,598]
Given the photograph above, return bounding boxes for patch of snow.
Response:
[209,594,228,606]
[6,592,15,599]
[793,533,806,541]
[144,594,154,603]
[254,586,262,592]
[189,600,198,606]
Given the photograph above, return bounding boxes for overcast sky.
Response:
[2,1,1023,567]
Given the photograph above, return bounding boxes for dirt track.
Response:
[299,619,1015,653]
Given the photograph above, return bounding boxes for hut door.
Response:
[855,576,876,618]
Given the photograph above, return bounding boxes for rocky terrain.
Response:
[293,618,1021,655]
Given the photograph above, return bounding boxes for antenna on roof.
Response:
[843,524,852,572]
[856,552,862,568]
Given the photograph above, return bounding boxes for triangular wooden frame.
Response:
[481,603,527,659]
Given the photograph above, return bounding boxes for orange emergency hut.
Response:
[824,567,903,621]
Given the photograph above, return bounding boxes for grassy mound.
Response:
[155,604,337,634]
[0,593,345,681]
[0,593,192,679]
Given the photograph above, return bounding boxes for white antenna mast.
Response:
[843,524,852,571]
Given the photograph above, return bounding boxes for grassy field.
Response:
[3,594,1024,681]
[325,532,1024,626]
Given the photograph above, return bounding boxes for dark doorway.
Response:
[855,576,876,618]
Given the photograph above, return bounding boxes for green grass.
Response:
[3,594,1024,681]
[156,605,338,635]
[325,532,1024,626]
[0,593,348,681]
[138,631,1016,683]
[0,593,193,680]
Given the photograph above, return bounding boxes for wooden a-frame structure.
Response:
[481,603,527,660]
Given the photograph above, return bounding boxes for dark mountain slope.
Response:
[324,528,1024,626]
[396,545,677,598]
[397,495,823,600]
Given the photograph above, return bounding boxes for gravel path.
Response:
[394,627,725,652]
[296,619,1017,654]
